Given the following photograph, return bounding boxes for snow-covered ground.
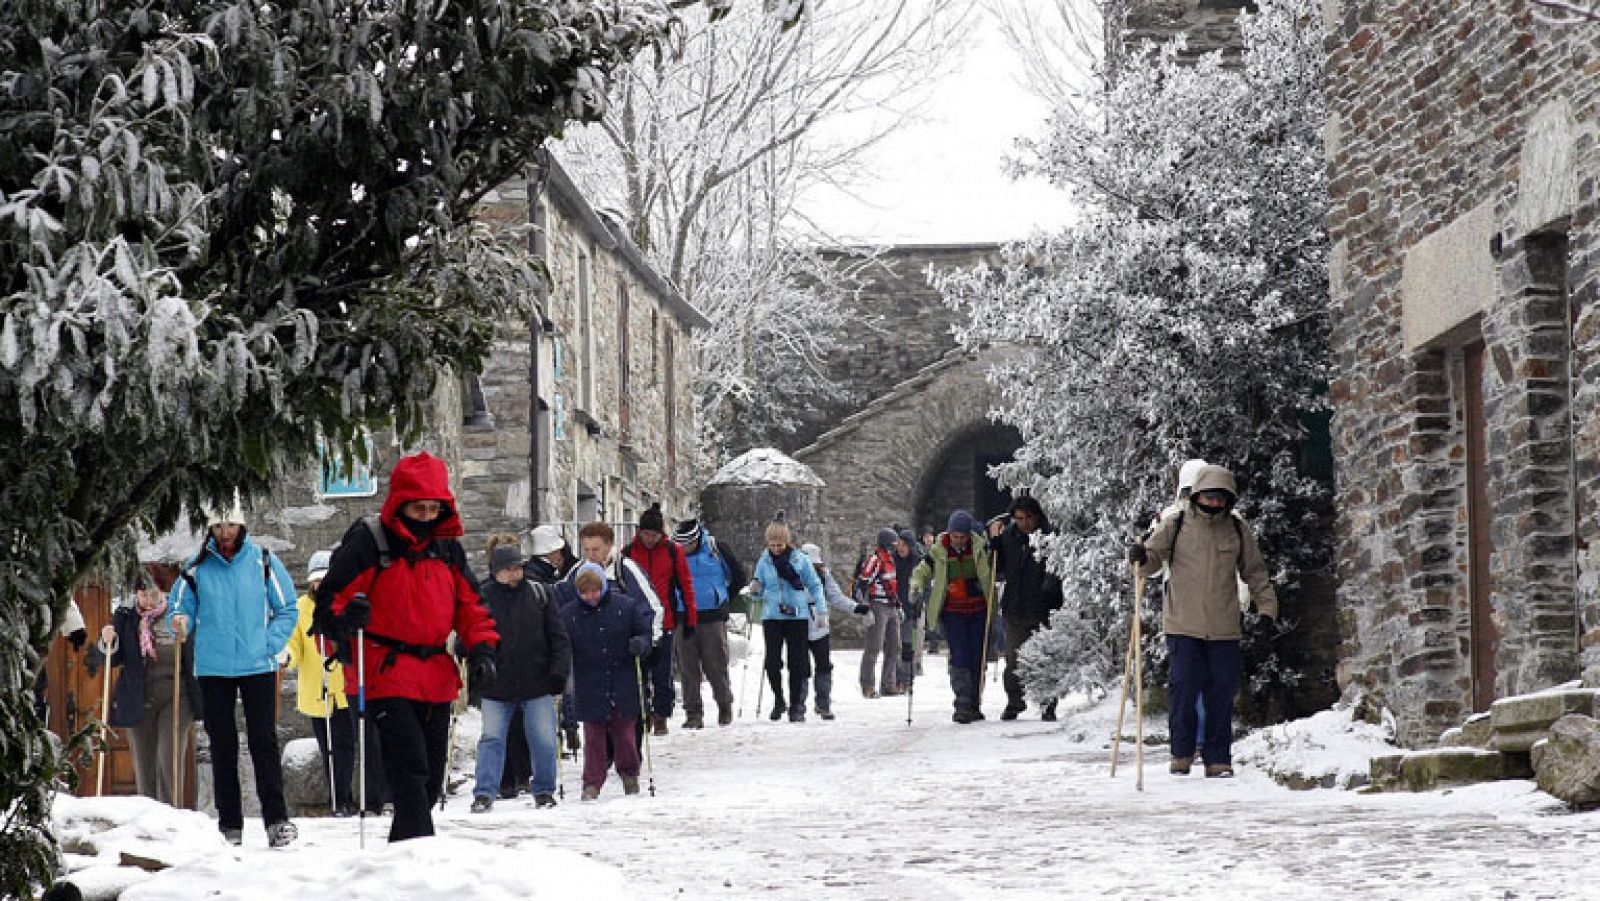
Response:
[55,650,1600,900]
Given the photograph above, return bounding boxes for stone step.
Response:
[1489,687,1599,753]
[1397,748,1514,791]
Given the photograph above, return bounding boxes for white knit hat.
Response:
[528,525,564,557]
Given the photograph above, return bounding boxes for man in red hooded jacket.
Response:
[623,503,696,735]
[315,452,498,842]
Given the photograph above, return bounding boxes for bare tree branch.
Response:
[1529,0,1600,22]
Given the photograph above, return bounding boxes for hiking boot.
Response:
[1000,701,1025,721]
[1041,701,1058,722]
[881,686,904,697]
[1205,763,1235,779]
[564,725,582,751]
[683,714,704,730]
[862,686,880,699]
[769,702,787,721]
[622,775,641,795]
[651,715,670,736]
[972,708,986,721]
[1170,756,1193,775]
[266,820,297,849]
[471,795,494,813]
[581,785,601,801]
[816,705,835,721]
[498,784,521,800]
[534,793,557,809]
[789,708,806,723]
[222,828,243,847]
[952,707,976,724]
[718,706,733,726]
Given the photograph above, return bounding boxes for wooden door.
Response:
[45,581,196,804]
[1465,341,1498,712]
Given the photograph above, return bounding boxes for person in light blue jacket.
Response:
[168,499,298,848]
[801,543,858,721]
[748,520,825,723]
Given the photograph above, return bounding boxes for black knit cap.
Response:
[639,502,665,533]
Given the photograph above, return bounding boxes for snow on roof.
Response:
[708,448,825,487]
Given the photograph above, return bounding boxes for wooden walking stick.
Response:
[95,629,118,796]
[1110,561,1149,791]
[976,541,999,707]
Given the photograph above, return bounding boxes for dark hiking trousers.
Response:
[199,673,288,831]
[808,636,834,711]
[1166,635,1240,765]
[762,619,811,710]
[940,611,989,714]
[312,705,388,813]
[370,698,451,842]
[1002,617,1046,709]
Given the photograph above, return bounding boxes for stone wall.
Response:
[1124,0,1251,58]
[1325,1,1600,746]
[785,245,1000,451]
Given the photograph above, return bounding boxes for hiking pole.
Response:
[356,626,368,849]
[976,544,999,709]
[905,617,918,727]
[318,636,338,814]
[173,619,186,805]
[441,656,466,811]
[737,617,752,719]
[634,656,656,796]
[1133,565,1146,792]
[1110,597,1137,778]
[95,629,118,796]
[554,697,565,801]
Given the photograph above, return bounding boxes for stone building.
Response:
[249,155,706,582]
[1324,3,1600,746]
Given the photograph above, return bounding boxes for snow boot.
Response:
[788,675,809,723]
[950,668,979,723]
[1001,699,1026,721]
[471,795,494,813]
[535,793,558,809]
[769,696,787,721]
[266,820,297,849]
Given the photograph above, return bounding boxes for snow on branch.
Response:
[1529,0,1600,22]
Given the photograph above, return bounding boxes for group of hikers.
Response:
[82,449,1278,848]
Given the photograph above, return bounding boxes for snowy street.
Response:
[60,649,1600,901]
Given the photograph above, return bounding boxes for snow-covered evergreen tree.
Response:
[937,0,1330,709]
[0,1,776,892]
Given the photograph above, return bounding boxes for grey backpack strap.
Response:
[362,513,393,570]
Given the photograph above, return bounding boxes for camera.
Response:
[778,603,798,617]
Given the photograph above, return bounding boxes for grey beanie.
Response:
[490,544,524,574]
[877,528,897,550]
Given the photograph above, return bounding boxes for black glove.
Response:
[468,646,497,691]
[67,628,88,652]
[628,635,652,658]
[899,643,914,664]
[854,603,870,616]
[681,623,696,639]
[1127,542,1148,566]
[1254,614,1276,635]
[341,595,372,633]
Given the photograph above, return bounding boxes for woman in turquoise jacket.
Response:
[168,513,298,848]
[748,520,824,722]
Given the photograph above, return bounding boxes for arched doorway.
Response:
[912,423,1024,534]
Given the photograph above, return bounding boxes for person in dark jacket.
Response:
[90,561,200,808]
[988,496,1065,721]
[525,524,577,584]
[501,525,573,799]
[672,518,746,729]
[624,503,696,736]
[562,563,653,799]
[471,544,572,812]
[314,451,500,842]
[891,528,923,691]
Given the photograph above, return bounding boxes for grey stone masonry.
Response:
[1326,2,1600,747]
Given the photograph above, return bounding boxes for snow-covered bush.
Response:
[938,0,1330,706]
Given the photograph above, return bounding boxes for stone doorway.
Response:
[912,424,1023,534]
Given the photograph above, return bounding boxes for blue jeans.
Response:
[1166,636,1240,765]
[474,696,558,798]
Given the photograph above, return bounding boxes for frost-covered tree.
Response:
[557,0,970,461]
[0,0,783,891]
[937,0,1330,710]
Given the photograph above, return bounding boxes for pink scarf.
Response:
[138,594,169,661]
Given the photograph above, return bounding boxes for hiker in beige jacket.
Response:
[1128,464,1276,778]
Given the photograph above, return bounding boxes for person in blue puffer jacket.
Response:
[747,519,825,723]
[168,496,298,848]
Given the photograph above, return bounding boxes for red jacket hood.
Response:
[380,452,463,545]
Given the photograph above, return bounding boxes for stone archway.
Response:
[794,349,1014,578]
[911,422,1023,536]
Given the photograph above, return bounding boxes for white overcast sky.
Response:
[795,8,1076,246]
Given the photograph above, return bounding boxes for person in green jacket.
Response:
[909,510,995,724]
